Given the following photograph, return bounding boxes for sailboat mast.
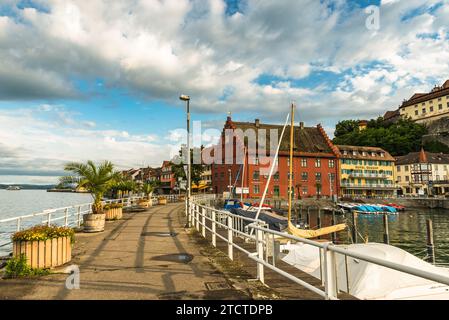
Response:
[241,146,246,203]
[288,103,295,225]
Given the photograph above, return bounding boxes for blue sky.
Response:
[0,0,448,184]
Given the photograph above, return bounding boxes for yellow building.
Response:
[398,80,449,124]
[337,145,396,198]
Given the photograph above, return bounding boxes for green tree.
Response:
[333,118,428,156]
[334,120,360,138]
[60,161,119,214]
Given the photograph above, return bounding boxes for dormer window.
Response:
[362,152,367,156]
[343,150,348,155]
[380,153,385,158]
[371,152,376,157]
[352,151,357,156]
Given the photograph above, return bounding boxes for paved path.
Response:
[0,203,250,300]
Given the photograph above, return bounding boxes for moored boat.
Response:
[6,186,20,191]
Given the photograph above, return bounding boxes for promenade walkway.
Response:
[0,203,252,300]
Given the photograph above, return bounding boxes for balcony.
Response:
[348,172,391,179]
[341,182,397,190]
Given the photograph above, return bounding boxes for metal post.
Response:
[323,245,338,300]
[426,219,435,264]
[17,218,21,232]
[383,213,390,245]
[47,212,52,226]
[256,227,265,284]
[202,207,206,238]
[306,207,310,226]
[351,211,358,244]
[195,204,199,231]
[77,206,81,228]
[317,208,322,239]
[331,210,337,244]
[64,208,69,227]
[212,210,216,247]
[227,215,233,260]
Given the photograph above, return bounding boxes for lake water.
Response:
[305,208,449,265]
[0,190,92,256]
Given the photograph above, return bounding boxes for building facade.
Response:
[396,149,449,196]
[160,160,176,194]
[398,80,449,124]
[337,145,396,198]
[211,117,340,199]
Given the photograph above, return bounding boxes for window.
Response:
[315,172,322,182]
[273,186,280,197]
[397,176,402,182]
[253,170,260,181]
[415,110,418,116]
[439,104,443,110]
[302,186,308,195]
[422,108,426,114]
[315,159,321,168]
[329,160,335,168]
[405,176,409,182]
[405,165,409,172]
[430,106,434,112]
[438,97,442,101]
[397,166,401,172]
[430,100,433,104]
[301,172,308,181]
[254,185,260,194]
[301,158,307,167]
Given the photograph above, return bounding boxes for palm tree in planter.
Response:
[138,183,154,208]
[60,160,119,233]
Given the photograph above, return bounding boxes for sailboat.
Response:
[231,104,346,239]
[6,186,21,191]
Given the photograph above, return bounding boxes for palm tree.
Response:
[60,161,119,214]
[141,182,154,199]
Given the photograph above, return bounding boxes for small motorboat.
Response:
[386,203,406,211]
[6,186,21,191]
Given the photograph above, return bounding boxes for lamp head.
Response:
[179,95,190,101]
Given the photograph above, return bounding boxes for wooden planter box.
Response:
[105,208,123,220]
[138,200,150,208]
[83,213,106,233]
[158,199,167,205]
[13,236,72,269]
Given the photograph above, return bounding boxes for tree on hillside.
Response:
[332,118,428,156]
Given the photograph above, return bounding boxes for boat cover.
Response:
[282,242,449,300]
[230,208,287,231]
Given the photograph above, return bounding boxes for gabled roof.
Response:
[337,145,395,161]
[396,150,449,165]
[224,117,338,156]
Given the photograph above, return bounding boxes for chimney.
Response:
[255,119,260,128]
[299,122,304,129]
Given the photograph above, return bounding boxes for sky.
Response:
[0,0,449,184]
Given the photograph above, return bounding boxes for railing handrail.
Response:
[188,198,449,300]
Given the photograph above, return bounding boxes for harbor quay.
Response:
[0,200,355,300]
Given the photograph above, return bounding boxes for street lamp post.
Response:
[228,168,232,198]
[180,95,191,225]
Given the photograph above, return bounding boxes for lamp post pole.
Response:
[180,95,191,225]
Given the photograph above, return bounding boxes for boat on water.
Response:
[6,186,21,191]
[281,242,449,300]
[338,202,399,215]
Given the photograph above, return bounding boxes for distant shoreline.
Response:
[0,184,55,190]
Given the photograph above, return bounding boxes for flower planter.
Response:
[83,213,106,232]
[138,200,150,208]
[178,196,186,202]
[13,236,72,269]
[158,198,167,205]
[105,208,123,220]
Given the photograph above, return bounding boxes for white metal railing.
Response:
[187,199,449,300]
[0,196,146,254]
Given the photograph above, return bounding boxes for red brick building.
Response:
[210,117,340,199]
[160,160,176,194]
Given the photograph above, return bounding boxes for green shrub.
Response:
[12,225,75,244]
[4,254,50,278]
[103,203,123,210]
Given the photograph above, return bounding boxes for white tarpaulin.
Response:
[282,242,449,300]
